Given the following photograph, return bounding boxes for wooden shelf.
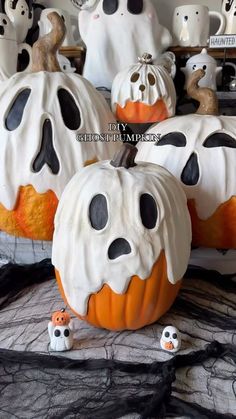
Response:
[169,46,236,59]
[59,46,85,58]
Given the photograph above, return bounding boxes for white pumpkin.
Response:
[52,144,191,320]
[79,0,172,89]
[0,12,120,241]
[137,69,236,248]
[111,53,176,123]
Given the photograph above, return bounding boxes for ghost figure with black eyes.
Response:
[137,69,236,249]
[76,0,98,10]
[52,143,192,331]
[79,0,172,89]
[48,309,73,352]
[4,0,33,43]
[160,326,181,353]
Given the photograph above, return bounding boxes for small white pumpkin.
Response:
[111,53,176,124]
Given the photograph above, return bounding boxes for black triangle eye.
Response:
[203,133,236,148]
[127,0,143,14]
[140,194,157,229]
[89,194,108,230]
[57,88,81,130]
[103,0,118,14]
[156,132,186,147]
[5,89,31,131]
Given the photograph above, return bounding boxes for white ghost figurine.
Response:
[48,310,74,352]
[160,326,181,353]
[79,0,172,89]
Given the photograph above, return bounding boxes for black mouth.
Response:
[0,26,4,36]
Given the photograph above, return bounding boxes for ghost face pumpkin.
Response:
[79,0,172,89]
[52,144,191,331]
[137,69,236,249]
[0,12,120,241]
[111,53,176,124]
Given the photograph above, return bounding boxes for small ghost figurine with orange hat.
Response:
[160,326,181,353]
[48,308,74,352]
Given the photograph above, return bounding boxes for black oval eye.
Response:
[103,0,118,14]
[127,0,143,14]
[58,88,81,130]
[192,65,196,70]
[3,19,7,25]
[148,73,155,86]
[54,329,61,337]
[5,89,31,131]
[131,72,140,83]
[165,331,170,338]
[140,194,157,229]
[203,133,236,148]
[156,132,186,147]
[172,333,177,339]
[203,65,207,70]
[89,194,108,230]
[64,329,70,337]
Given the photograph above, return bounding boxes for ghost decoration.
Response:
[137,69,236,249]
[4,0,33,43]
[52,144,191,331]
[75,0,98,10]
[0,12,120,241]
[79,0,172,89]
[160,326,181,353]
[111,53,176,124]
[48,309,73,352]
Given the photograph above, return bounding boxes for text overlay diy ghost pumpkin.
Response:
[137,69,236,249]
[112,53,176,124]
[52,144,191,331]
[0,12,120,241]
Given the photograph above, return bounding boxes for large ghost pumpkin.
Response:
[52,144,191,331]
[79,0,172,89]
[0,12,120,241]
[137,69,236,249]
[111,53,176,124]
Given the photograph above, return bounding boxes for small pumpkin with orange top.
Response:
[137,69,236,249]
[111,53,176,124]
[0,12,119,241]
[52,143,191,331]
[48,309,73,351]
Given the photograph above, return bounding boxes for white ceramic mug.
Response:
[38,8,75,47]
[172,4,225,47]
[222,0,236,34]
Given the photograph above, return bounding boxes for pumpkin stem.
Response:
[111,143,138,169]
[187,69,219,115]
[138,53,153,64]
[31,12,66,73]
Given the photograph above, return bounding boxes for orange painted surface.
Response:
[55,251,182,331]
[0,185,58,241]
[116,100,169,124]
[188,196,236,248]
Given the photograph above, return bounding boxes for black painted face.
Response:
[225,0,234,12]
[103,0,143,15]
[130,71,156,92]
[156,131,236,187]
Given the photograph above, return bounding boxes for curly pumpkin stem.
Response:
[187,69,219,116]
[111,143,138,169]
[32,12,66,73]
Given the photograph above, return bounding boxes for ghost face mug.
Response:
[172,4,225,47]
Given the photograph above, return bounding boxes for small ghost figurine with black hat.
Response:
[160,326,181,353]
[48,308,74,352]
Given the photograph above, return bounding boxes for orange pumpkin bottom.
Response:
[55,251,182,331]
[189,196,236,248]
[0,185,58,241]
[116,100,168,124]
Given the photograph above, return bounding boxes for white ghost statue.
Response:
[79,0,172,89]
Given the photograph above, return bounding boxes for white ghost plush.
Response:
[48,322,74,352]
[79,0,172,89]
[4,0,33,43]
[160,326,181,353]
